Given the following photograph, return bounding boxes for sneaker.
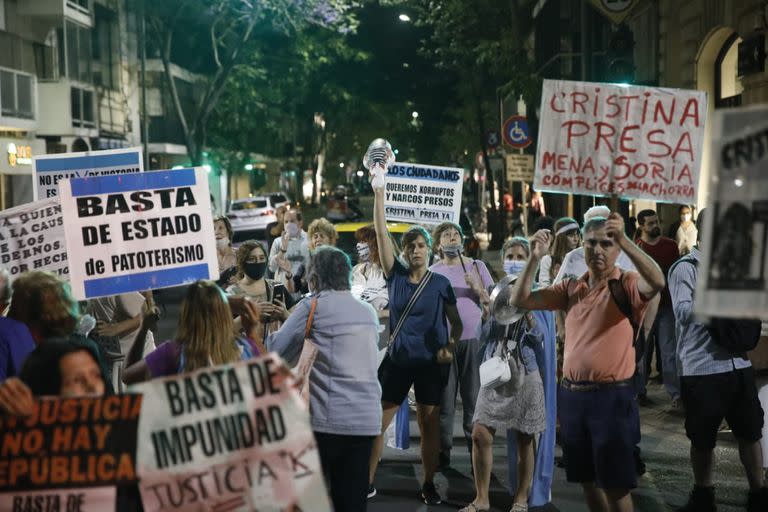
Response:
[367,484,376,499]
[421,481,442,505]
[678,485,716,512]
[670,398,685,415]
[747,487,768,512]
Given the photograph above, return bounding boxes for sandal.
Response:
[459,504,490,512]
[510,503,528,512]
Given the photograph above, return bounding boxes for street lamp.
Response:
[398,13,411,22]
[411,111,419,119]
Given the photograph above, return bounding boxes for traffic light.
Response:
[607,24,635,84]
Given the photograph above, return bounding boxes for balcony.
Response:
[0,67,37,131]
[17,0,93,29]
[36,80,96,137]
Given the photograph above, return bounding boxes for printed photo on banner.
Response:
[58,168,218,300]
[695,105,768,319]
[383,163,464,225]
[33,147,144,200]
[0,198,68,279]
[0,394,142,512]
[130,354,332,512]
[534,79,706,203]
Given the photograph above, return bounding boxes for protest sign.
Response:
[131,354,332,512]
[384,162,464,225]
[58,167,218,300]
[0,198,67,278]
[33,147,143,200]
[695,105,768,319]
[0,395,142,512]
[535,79,706,203]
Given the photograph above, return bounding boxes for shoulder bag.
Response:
[387,271,433,362]
[294,297,319,404]
[479,317,527,390]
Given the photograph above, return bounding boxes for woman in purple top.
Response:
[122,281,269,384]
[429,221,494,468]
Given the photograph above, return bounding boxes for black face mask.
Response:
[244,262,267,280]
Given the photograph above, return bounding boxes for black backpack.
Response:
[669,257,762,354]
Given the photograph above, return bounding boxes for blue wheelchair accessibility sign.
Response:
[503,115,532,149]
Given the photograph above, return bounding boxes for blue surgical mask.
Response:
[504,260,526,277]
[441,243,462,257]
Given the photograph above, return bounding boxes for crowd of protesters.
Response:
[1,190,767,512]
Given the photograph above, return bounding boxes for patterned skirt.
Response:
[472,369,546,435]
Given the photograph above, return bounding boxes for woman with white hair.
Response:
[461,237,556,512]
[267,247,382,511]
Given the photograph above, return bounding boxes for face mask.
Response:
[682,213,692,222]
[216,238,229,249]
[244,262,267,280]
[285,222,300,237]
[356,242,370,262]
[504,260,526,277]
[442,243,462,257]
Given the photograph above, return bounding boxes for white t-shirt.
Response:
[351,262,389,310]
[553,246,637,284]
[88,293,156,356]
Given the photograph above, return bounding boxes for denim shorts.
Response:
[558,384,640,490]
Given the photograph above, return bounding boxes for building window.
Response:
[715,33,743,109]
[93,5,119,89]
[61,21,92,83]
[71,86,95,127]
[67,0,90,15]
[0,68,35,119]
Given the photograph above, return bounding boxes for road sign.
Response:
[506,154,534,182]
[589,0,640,25]
[486,130,500,149]
[502,115,532,149]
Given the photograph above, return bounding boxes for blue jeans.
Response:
[636,304,679,400]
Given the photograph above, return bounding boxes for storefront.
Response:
[0,136,46,209]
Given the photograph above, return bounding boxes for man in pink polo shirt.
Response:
[511,212,665,512]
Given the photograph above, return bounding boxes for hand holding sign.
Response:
[605,212,626,244]
[0,377,34,417]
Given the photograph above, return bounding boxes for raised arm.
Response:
[510,230,566,311]
[373,188,395,277]
[608,213,665,299]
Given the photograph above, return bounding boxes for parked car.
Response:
[227,196,280,241]
[325,185,362,222]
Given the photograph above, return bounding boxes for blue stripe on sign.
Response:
[83,263,210,298]
[36,152,140,172]
[70,168,196,197]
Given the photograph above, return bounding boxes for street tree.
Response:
[141,0,358,167]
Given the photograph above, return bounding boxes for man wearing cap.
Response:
[510,212,665,512]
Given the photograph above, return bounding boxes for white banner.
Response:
[535,79,706,203]
[383,162,464,225]
[695,105,768,319]
[0,198,67,279]
[58,168,218,300]
[33,147,143,200]
[131,355,332,512]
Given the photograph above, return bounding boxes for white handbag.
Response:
[479,353,511,388]
[479,319,525,390]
